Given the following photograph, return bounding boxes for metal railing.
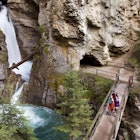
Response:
[107,61,135,72]
[84,74,133,140]
[95,69,118,80]
[83,74,120,140]
[109,76,133,140]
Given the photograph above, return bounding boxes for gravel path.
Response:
[81,51,136,82]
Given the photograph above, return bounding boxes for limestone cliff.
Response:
[0,0,140,139]
[6,0,140,108]
[0,31,7,92]
[8,0,40,57]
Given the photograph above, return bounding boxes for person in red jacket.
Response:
[108,97,115,116]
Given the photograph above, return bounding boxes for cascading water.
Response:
[0,4,32,82]
[0,5,21,67]
[0,3,67,140]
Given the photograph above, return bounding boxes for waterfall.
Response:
[0,5,21,66]
[0,4,67,140]
[0,4,32,106]
[0,5,32,82]
[11,84,24,104]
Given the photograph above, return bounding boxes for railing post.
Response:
[113,127,116,139]
[128,76,133,87]
[131,76,133,87]
[96,69,98,75]
[116,74,119,82]
[84,72,120,139]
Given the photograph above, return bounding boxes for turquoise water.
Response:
[20,105,68,140]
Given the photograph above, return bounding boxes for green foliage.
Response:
[129,86,140,99]
[127,30,140,70]
[56,71,92,139]
[4,84,14,94]
[128,47,140,69]
[0,99,37,140]
[0,53,8,63]
[37,26,45,33]
[85,75,113,113]
[135,30,140,40]
[124,135,130,140]
[94,76,113,94]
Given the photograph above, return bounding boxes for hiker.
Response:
[107,97,115,116]
[114,96,119,111]
[112,91,118,102]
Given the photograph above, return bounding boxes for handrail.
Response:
[109,76,133,140]
[107,61,124,67]
[83,74,120,140]
[96,69,118,75]
[95,69,118,81]
[107,61,135,72]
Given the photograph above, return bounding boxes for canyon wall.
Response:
[6,0,140,109]
[0,0,139,139]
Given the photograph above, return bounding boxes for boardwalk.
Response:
[90,82,128,140]
[82,65,134,82]
[82,58,136,140]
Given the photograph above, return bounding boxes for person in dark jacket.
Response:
[112,91,118,101]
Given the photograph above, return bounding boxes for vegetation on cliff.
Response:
[56,71,92,139]
[0,72,37,140]
[0,98,37,140]
[127,31,140,73]
[128,30,140,97]
[56,70,113,139]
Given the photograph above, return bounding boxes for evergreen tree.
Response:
[56,71,92,140]
[0,99,37,140]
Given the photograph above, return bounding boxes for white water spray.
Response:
[0,5,32,105]
[0,5,32,82]
[11,84,24,104]
[0,6,21,66]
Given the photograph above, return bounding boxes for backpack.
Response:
[115,100,119,107]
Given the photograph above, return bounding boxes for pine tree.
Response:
[56,71,92,140]
[0,99,37,140]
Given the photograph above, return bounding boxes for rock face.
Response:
[117,94,140,140]
[0,0,139,138]
[0,31,7,65]
[7,0,140,67]
[8,0,40,57]
[51,0,140,67]
[5,0,139,107]
[0,31,7,91]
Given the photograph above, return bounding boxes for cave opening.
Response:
[80,54,101,67]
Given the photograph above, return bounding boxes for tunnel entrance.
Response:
[80,54,101,67]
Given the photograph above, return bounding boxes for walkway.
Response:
[83,53,137,140]
[90,82,128,140]
[82,50,136,82]
[82,64,134,82]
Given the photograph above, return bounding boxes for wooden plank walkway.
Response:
[82,57,136,140]
[90,82,128,140]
